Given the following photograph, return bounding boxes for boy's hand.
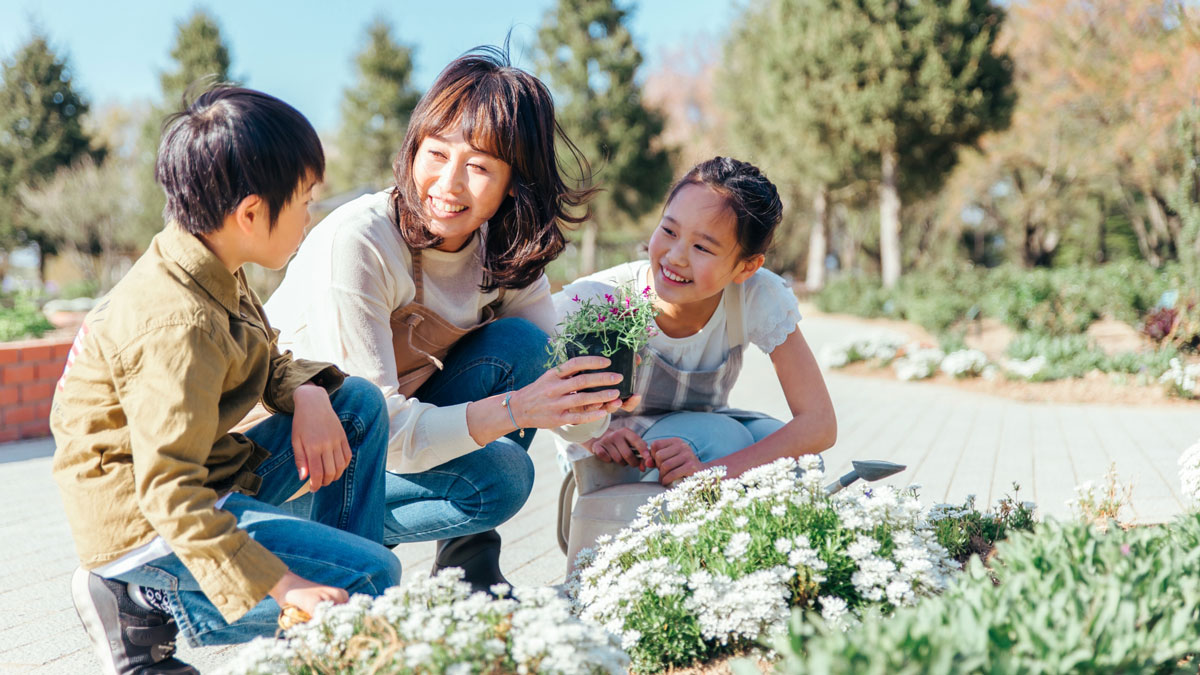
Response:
[292,383,351,490]
[269,570,348,617]
[649,437,704,486]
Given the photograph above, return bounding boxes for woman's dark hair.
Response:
[156,85,325,235]
[390,45,595,291]
[664,157,783,259]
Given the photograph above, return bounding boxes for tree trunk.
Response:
[879,147,902,288]
[579,221,597,276]
[804,186,828,292]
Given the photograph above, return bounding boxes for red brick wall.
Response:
[0,336,72,442]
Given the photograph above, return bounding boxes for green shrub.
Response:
[766,516,1200,674]
[1006,333,1179,381]
[815,275,890,318]
[0,294,53,342]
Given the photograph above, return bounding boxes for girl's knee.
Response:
[645,412,755,463]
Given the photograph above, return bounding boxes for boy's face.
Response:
[412,126,513,253]
[256,179,317,270]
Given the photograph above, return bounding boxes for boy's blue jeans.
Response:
[113,376,400,646]
[382,318,545,546]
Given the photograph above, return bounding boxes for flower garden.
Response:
[212,435,1200,674]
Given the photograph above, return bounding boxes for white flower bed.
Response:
[894,346,946,381]
[940,349,989,379]
[569,457,959,672]
[1002,355,1047,380]
[222,570,628,675]
[818,331,908,368]
[1161,357,1200,399]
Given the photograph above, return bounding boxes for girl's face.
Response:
[647,183,762,309]
[413,126,513,252]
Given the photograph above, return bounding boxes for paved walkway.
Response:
[3,310,1199,673]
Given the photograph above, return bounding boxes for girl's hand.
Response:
[591,427,652,470]
[649,437,705,486]
[269,571,349,617]
[292,383,351,490]
[508,356,626,428]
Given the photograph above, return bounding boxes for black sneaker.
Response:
[70,567,199,675]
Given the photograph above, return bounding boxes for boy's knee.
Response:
[336,376,386,420]
[360,549,402,594]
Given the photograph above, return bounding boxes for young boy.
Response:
[51,86,401,675]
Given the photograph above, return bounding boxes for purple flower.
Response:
[572,295,580,302]
[642,286,651,297]
[605,293,615,304]
[1121,543,1131,556]
[597,313,606,323]
[610,307,619,315]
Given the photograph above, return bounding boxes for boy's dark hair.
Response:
[665,157,784,259]
[156,85,325,235]
[390,45,596,291]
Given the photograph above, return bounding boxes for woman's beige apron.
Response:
[389,247,505,397]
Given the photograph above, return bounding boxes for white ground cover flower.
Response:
[222,569,628,675]
[1179,438,1200,508]
[894,345,945,381]
[1161,357,1200,399]
[570,456,960,673]
[940,349,989,378]
[819,331,908,368]
[1003,355,1047,380]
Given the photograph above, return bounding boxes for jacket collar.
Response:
[158,223,242,316]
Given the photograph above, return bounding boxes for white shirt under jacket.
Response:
[266,190,582,474]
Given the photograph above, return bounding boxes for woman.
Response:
[266,47,622,592]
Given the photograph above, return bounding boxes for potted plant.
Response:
[547,283,659,399]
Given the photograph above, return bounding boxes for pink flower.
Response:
[605,293,615,304]
[597,313,606,323]
[624,297,631,307]
[642,286,651,297]
[1121,543,1131,556]
[572,295,580,302]
[610,307,619,315]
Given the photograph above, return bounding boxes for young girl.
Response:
[556,157,837,484]
[265,47,622,592]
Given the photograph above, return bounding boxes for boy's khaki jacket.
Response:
[51,224,345,623]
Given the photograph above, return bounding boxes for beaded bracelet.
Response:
[502,391,524,438]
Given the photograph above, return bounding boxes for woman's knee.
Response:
[487,318,550,386]
[460,442,535,527]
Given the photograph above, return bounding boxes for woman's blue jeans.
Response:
[381,317,547,546]
[113,377,401,646]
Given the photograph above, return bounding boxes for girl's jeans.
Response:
[113,376,400,646]
[641,411,786,481]
[381,318,547,546]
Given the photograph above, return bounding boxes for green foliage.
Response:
[1006,333,1176,382]
[0,293,53,342]
[329,19,419,192]
[536,0,674,266]
[928,486,1036,564]
[0,32,101,249]
[771,515,1200,674]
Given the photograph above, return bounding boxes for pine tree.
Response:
[134,10,234,238]
[329,19,420,192]
[536,0,674,274]
[0,33,101,250]
[720,0,1014,287]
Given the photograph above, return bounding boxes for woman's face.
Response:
[412,126,513,252]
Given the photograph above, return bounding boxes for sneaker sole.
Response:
[71,567,120,675]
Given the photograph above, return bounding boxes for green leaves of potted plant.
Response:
[548,283,659,399]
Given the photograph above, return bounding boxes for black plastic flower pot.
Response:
[563,330,636,399]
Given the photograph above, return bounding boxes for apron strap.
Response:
[410,247,424,305]
[723,282,746,350]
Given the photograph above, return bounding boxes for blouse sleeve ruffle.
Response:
[746,269,802,354]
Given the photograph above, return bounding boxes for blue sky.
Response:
[0,0,742,134]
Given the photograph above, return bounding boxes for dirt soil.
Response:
[800,303,1199,408]
[667,654,773,674]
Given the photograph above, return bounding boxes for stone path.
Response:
[3,309,1198,673]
